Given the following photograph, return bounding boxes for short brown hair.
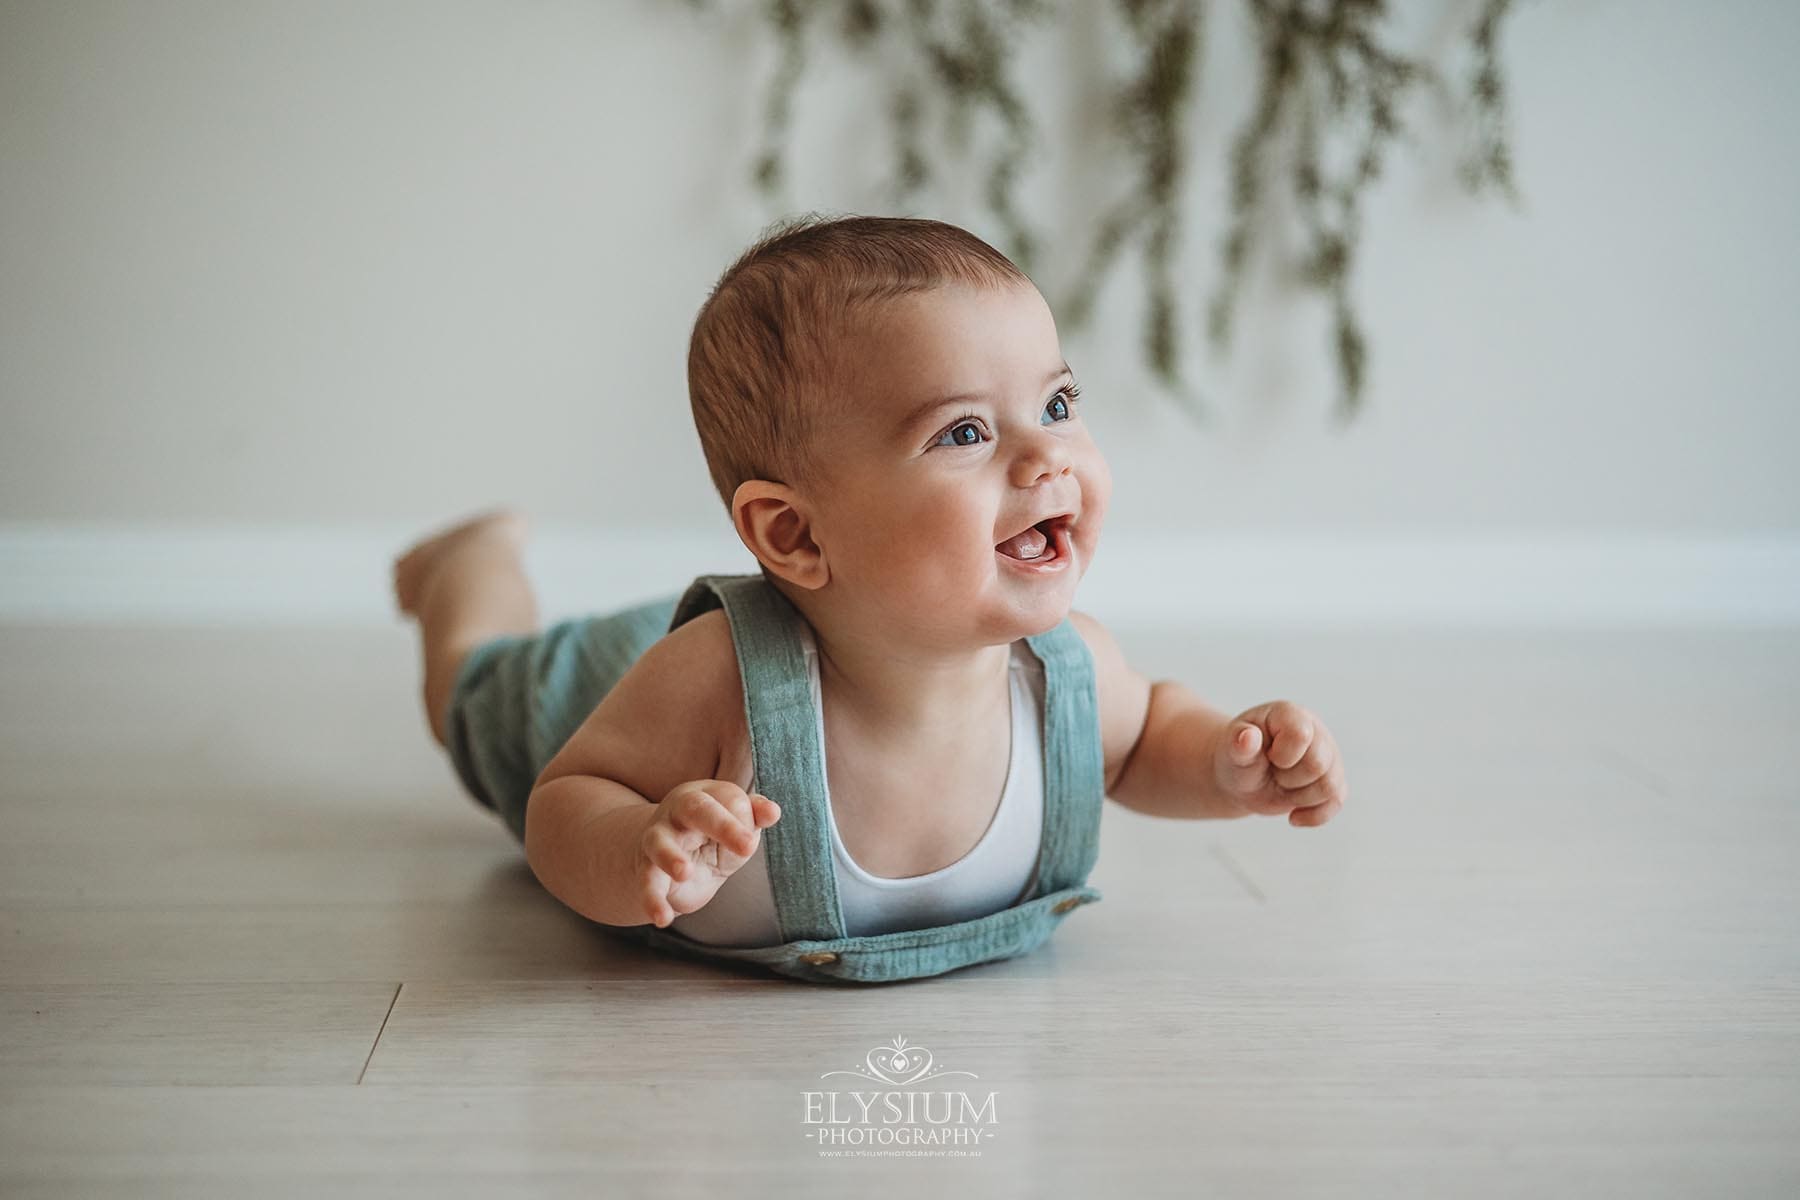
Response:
[686,212,1033,515]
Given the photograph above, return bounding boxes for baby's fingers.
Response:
[1264,703,1315,771]
[1217,722,1270,792]
[1289,793,1343,828]
[642,822,694,885]
[1272,728,1335,790]
[675,791,758,857]
[637,848,679,927]
[751,794,782,828]
[1281,769,1348,827]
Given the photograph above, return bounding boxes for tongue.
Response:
[997,523,1050,560]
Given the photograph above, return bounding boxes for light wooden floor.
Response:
[1,621,1796,1197]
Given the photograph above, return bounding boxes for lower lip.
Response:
[996,522,1072,575]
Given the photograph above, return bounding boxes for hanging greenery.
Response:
[680,0,1522,425]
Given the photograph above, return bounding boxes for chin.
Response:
[1014,601,1072,639]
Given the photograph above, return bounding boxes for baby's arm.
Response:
[525,612,776,926]
[1069,610,1240,819]
[1068,610,1347,825]
[526,772,666,925]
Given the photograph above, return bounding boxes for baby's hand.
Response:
[1212,701,1347,827]
[637,780,782,927]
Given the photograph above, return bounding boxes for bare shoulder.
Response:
[532,606,748,804]
[1065,608,1154,796]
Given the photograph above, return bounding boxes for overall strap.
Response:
[665,573,847,942]
[1022,617,1106,896]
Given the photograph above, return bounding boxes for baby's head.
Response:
[687,213,1110,648]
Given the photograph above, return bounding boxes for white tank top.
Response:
[669,627,1046,948]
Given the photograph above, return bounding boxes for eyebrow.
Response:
[894,361,1075,437]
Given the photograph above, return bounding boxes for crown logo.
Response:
[819,1034,980,1086]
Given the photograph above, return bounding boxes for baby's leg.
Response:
[392,509,537,747]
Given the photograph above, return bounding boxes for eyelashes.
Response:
[936,381,1084,449]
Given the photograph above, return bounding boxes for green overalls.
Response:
[442,571,1104,984]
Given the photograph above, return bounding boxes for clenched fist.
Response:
[638,780,782,927]
[1213,700,1347,827]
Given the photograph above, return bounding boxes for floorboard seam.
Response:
[356,982,403,1085]
[1210,842,1267,904]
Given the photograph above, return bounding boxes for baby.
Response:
[393,214,1347,981]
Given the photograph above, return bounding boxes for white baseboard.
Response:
[1,522,1797,628]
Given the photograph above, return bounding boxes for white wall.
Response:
[3,0,1797,625]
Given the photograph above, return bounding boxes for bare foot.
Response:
[392,508,531,617]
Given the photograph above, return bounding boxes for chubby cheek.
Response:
[885,499,993,588]
[1075,457,1111,561]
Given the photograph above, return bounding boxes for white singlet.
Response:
[668,624,1046,948]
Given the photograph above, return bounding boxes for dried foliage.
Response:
[681,0,1521,424]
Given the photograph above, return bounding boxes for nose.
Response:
[1013,431,1076,487]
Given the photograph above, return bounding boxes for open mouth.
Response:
[996,515,1072,565]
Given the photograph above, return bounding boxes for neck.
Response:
[807,622,1015,742]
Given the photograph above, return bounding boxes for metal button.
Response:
[1051,897,1083,914]
[799,951,838,965]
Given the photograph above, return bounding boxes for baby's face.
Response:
[807,282,1111,645]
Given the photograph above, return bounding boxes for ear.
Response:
[732,480,830,590]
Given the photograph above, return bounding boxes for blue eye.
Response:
[935,383,1084,449]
